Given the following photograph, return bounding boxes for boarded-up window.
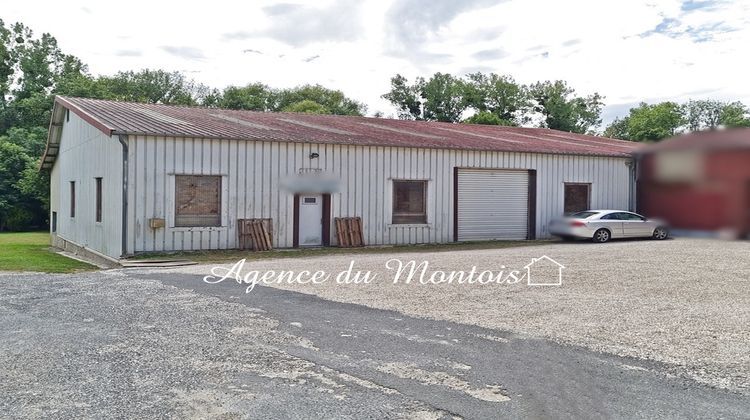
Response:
[95,177,102,223]
[70,181,75,218]
[564,183,590,214]
[175,175,221,227]
[393,180,427,224]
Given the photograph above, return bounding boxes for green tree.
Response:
[528,80,603,133]
[630,102,684,141]
[6,92,54,130]
[0,20,16,110]
[0,20,96,229]
[53,72,101,98]
[681,99,750,130]
[281,100,330,114]
[0,21,89,229]
[275,84,365,116]
[420,73,466,122]
[619,102,684,142]
[95,69,202,105]
[382,74,424,120]
[198,88,223,108]
[718,101,750,128]
[0,21,89,131]
[463,73,526,125]
[220,83,365,115]
[682,99,724,131]
[382,73,467,122]
[463,111,511,126]
[1,127,48,157]
[17,158,49,212]
[0,141,35,230]
[13,29,58,100]
[602,117,630,140]
[220,83,276,111]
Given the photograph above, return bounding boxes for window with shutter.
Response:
[175,175,221,227]
[564,183,591,214]
[392,180,427,224]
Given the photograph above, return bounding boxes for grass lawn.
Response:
[130,239,553,264]
[0,232,95,273]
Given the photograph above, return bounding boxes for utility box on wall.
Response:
[149,218,166,229]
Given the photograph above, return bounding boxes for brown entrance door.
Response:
[564,183,591,214]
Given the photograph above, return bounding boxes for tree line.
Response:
[603,100,750,141]
[381,73,750,140]
[1,19,749,230]
[382,73,605,134]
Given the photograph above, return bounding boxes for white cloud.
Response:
[3,0,749,122]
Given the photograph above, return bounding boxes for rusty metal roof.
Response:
[42,96,639,169]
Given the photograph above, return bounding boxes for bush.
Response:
[4,207,35,231]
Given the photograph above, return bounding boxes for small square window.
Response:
[392,180,427,224]
[564,183,590,215]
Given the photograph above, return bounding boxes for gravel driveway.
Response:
[175,238,750,394]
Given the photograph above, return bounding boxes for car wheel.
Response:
[592,228,611,243]
[653,226,669,240]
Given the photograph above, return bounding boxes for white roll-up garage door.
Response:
[457,169,529,241]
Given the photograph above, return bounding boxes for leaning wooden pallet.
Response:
[335,217,364,248]
[237,219,273,251]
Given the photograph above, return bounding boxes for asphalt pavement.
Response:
[147,270,749,419]
[1,268,748,419]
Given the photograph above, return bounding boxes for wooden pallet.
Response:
[335,217,364,248]
[238,219,273,251]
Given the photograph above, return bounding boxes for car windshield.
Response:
[570,211,598,219]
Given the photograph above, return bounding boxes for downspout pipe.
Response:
[626,157,638,212]
[117,134,129,257]
[633,158,638,212]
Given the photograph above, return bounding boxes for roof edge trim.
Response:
[55,96,117,136]
[39,102,65,170]
[40,97,118,170]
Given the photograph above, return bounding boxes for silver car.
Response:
[548,210,669,243]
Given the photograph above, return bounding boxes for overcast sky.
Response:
[5,0,750,126]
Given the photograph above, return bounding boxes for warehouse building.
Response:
[41,96,638,261]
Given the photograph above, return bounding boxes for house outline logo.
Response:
[524,255,565,286]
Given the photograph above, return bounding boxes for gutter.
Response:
[117,134,129,257]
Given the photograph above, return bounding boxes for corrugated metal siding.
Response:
[126,136,632,253]
[49,112,123,258]
[457,169,529,240]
